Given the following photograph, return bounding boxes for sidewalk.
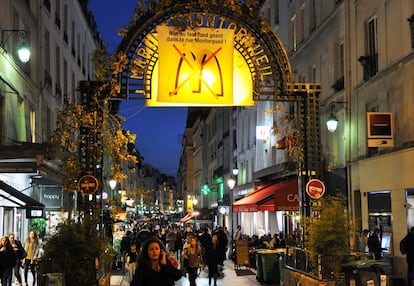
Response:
[110,259,260,286]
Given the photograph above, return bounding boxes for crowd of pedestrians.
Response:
[118,223,230,286]
[0,230,40,286]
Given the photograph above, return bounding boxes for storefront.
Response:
[349,148,414,272]
[232,176,300,237]
[0,180,44,240]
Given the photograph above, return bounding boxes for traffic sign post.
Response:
[306,179,325,200]
[78,175,99,195]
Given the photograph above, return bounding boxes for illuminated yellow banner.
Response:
[157,26,235,105]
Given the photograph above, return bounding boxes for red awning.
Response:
[232,177,299,212]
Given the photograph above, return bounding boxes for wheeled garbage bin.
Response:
[255,249,266,282]
[342,260,391,286]
[260,250,282,285]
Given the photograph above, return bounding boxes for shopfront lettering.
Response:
[43,194,60,200]
[287,194,299,202]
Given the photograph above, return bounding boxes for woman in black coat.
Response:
[204,233,224,286]
[0,236,15,286]
[130,237,182,286]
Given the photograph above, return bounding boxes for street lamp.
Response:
[326,101,347,132]
[109,179,117,191]
[326,113,339,132]
[1,30,31,63]
[227,177,236,190]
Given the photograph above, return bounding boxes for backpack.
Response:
[400,237,407,255]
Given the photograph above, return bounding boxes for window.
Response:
[307,65,316,83]
[290,15,297,52]
[298,6,305,43]
[367,17,378,66]
[337,43,344,78]
[63,5,68,44]
[274,0,279,25]
[55,0,61,29]
[368,191,391,213]
[332,42,344,91]
[30,110,35,143]
[309,0,316,31]
[71,21,75,57]
[360,17,378,79]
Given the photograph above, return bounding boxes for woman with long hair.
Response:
[23,230,40,286]
[182,236,204,286]
[0,236,15,286]
[130,237,182,286]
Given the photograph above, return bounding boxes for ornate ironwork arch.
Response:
[115,1,293,101]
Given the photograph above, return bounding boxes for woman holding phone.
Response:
[131,237,182,286]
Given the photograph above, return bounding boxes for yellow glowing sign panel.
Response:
[148,26,254,106]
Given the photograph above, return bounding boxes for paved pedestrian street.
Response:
[110,259,262,286]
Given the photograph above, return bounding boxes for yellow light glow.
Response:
[148,26,254,106]
[148,47,254,106]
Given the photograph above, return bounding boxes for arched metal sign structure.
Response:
[115,0,322,218]
[116,1,294,103]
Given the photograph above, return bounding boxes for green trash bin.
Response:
[260,250,281,285]
[46,273,65,286]
[277,251,285,282]
[255,249,266,282]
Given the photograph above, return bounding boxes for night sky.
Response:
[88,0,187,178]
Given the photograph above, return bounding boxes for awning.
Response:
[0,180,45,217]
[232,177,299,212]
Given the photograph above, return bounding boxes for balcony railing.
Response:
[358,54,378,80]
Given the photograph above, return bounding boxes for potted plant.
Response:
[41,219,113,285]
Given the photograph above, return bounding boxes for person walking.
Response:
[182,236,204,286]
[367,228,382,260]
[358,229,369,253]
[23,231,40,286]
[204,233,222,286]
[131,237,181,286]
[120,230,132,271]
[8,232,25,286]
[125,242,139,283]
[233,225,242,241]
[0,236,15,286]
[401,226,414,286]
[215,227,228,267]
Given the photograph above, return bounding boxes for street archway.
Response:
[113,0,322,239]
[115,1,294,102]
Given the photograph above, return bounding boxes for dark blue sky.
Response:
[88,1,187,177]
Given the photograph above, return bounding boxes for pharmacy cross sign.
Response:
[78,175,99,195]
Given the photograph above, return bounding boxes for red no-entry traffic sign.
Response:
[306,179,325,199]
[78,175,99,194]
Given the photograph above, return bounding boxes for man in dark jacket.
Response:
[367,228,382,260]
[8,232,24,286]
[401,227,414,286]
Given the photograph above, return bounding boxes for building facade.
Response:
[0,0,102,240]
[263,0,414,277]
[177,0,414,279]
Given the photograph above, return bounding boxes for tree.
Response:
[306,194,350,278]
[50,49,137,194]
[41,220,112,285]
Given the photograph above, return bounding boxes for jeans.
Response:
[188,266,198,286]
[23,259,36,286]
[6,259,22,285]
